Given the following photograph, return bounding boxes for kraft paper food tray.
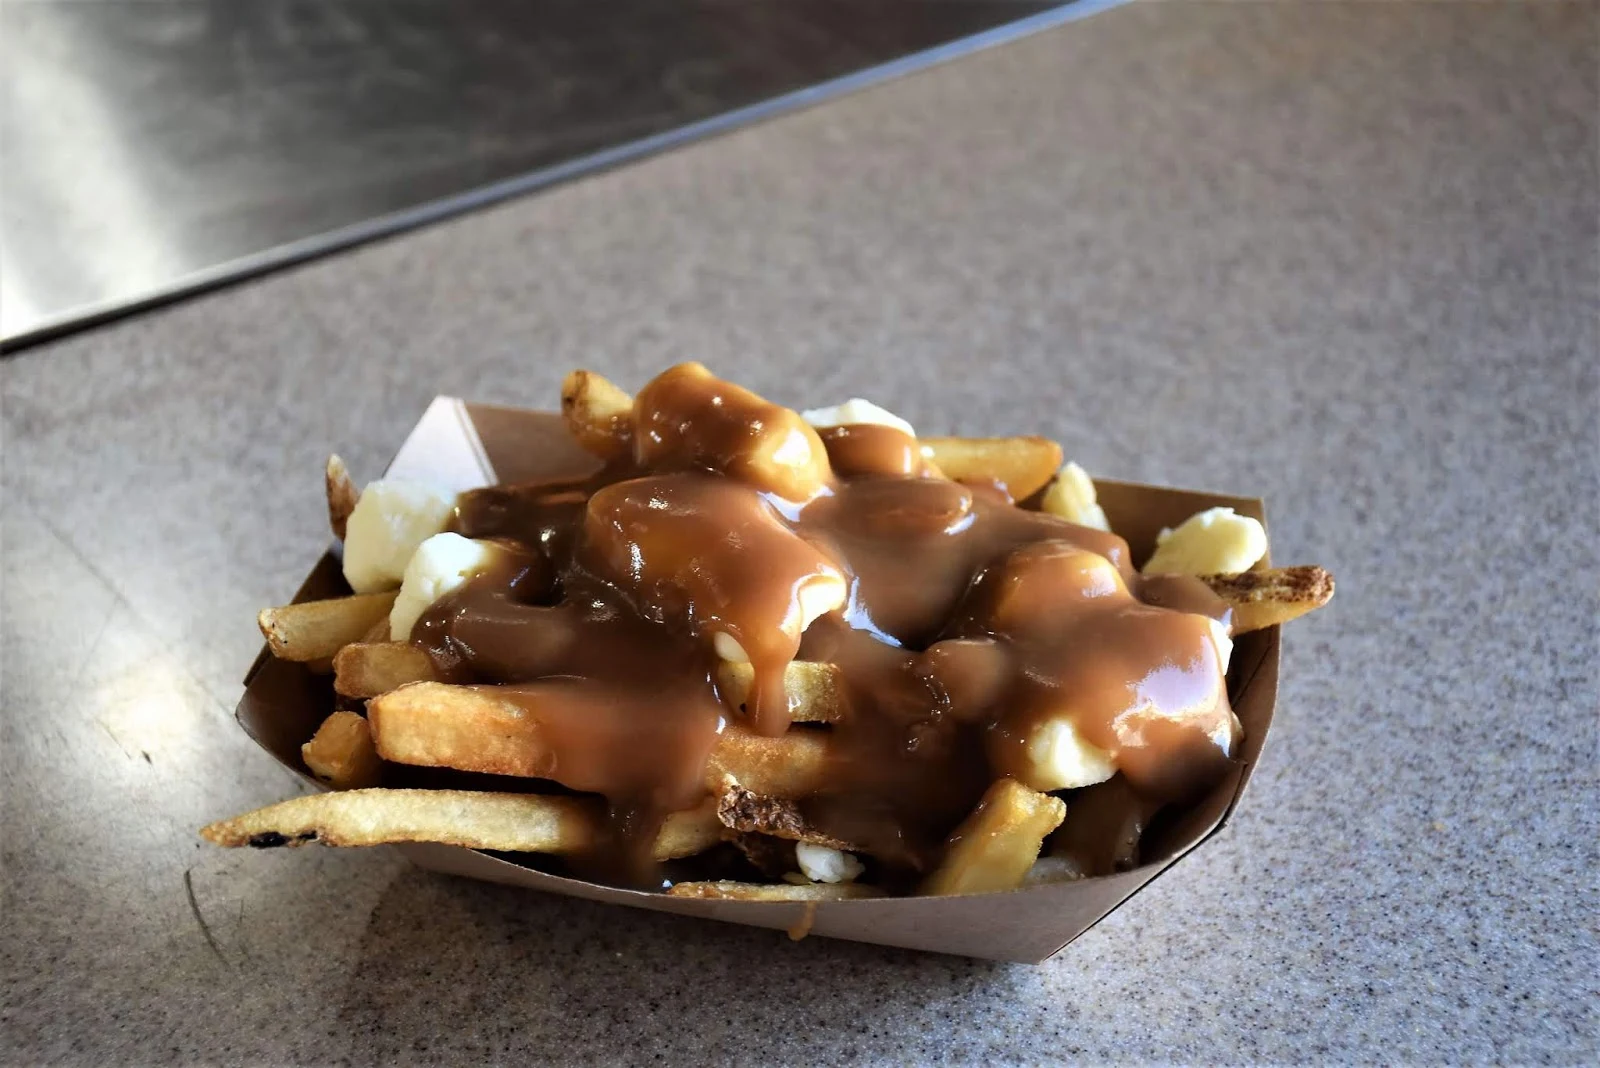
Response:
[237,397,1279,964]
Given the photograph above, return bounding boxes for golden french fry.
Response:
[666,880,882,901]
[920,436,1064,500]
[368,682,832,798]
[655,799,729,859]
[1200,565,1334,634]
[716,661,845,724]
[704,727,830,799]
[361,616,391,644]
[333,641,441,698]
[301,711,383,789]
[200,789,719,860]
[257,591,398,662]
[561,369,634,462]
[920,778,1066,896]
[201,789,592,851]
[714,780,857,850]
[325,454,360,541]
[367,683,543,777]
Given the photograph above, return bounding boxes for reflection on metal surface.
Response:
[1,0,1123,349]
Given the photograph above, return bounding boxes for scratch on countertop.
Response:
[236,901,252,961]
[24,494,240,720]
[184,868,229,968]
[95,719,137,762]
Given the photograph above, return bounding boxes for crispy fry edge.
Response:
[560,369,634,462]
[300,711,383,790]
[920,779,1066,897]
[666,880,883,902]
[921,436,1064,500]
[333,641,440,698]
[200,789,721,861]
[1201,565,1334,633]
[368,682,833,797]
[257,591,397,662]
[325,454,359,541]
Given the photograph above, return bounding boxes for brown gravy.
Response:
[412,365,1237,885]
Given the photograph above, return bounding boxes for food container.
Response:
[237,398,1279,963]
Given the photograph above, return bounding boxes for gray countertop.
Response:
[3,1,1595,1063]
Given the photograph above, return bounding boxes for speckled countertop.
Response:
[3,2,1595,1063]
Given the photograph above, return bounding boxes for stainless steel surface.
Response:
[0,0,1121,347]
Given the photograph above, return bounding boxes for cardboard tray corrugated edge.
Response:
[234,398,1279,964]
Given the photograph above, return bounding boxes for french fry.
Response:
[655,799,729,859]
[301,711,383,789]
[368,682,833,798]
[333,641,441,698]
[561,369,634,462]
[920,778,1066,896]
[1200,565,1334,634]
[201,789,592,851]
[367,683,545,777]
[714,780,857,850]
[325,454,359,541]
[257,591,398,662]
[666,880,883,901]
[200,789,720,861]
[703,727,830,799]
[716,661,845,724]
[920,436,1063,500]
